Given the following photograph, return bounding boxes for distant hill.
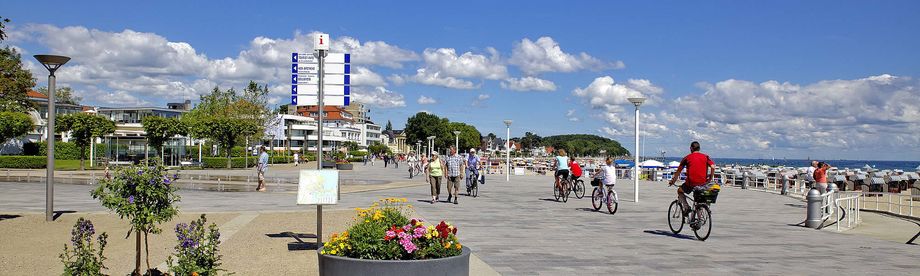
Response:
[542,134,629,157]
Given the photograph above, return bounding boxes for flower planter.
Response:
[335,163,353,170]
[317,246,470,276]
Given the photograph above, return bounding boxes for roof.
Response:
[27,90,47,99]
[296,105,354,122]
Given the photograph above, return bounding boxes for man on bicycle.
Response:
[668,141,715,215]
[407,152,419,179]
[466,148,481,193]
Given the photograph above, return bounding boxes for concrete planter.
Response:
[318,246,470,276]
[335,163,353,170]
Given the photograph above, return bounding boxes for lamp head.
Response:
[33,55,71,73]
[503,120,513,126]
[627,97,646,107]
[453,131,461,135]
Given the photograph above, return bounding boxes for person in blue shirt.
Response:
[257,146,269,192]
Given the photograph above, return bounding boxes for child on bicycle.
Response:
[569,158,583,184]
[590,157,617,187]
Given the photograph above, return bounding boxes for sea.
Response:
[660,157,920,172]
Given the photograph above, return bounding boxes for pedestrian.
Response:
[814,161,831,193]
[394,154,399,169]
[363,154,368,166]
[445,147,465,205]
[256,146,269,192]
[426,151,446,204]
[293,152,299,167]
[384,154,390,168]
[805,160,817,191]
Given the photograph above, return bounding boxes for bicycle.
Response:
[590,179,618,214]
[553,176,570,202]
[667,184,717,241]
[569,175,586,199]
[466,168,480,197]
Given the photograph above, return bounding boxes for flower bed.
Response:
[318,198,469,275]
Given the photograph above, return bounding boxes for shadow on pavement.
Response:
[643,230,696,240]
[266,232,319,251]
[575,208,603,213]
[0,214,22,221]
[538,198,562,202]
[52,210,77,221]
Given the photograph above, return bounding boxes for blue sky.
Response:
[5,1,920,160]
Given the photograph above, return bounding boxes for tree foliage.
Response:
[37,86,81,105]
[0,47,36,113]
[404,112,481,153]
[367,142,391,155]
[540,134,629,157]
[142,116,187,158]
[0,16,10,41]
[183,83,269,168]
[0,111,33,145]
[56,113,116,170]
[519,132,543,150]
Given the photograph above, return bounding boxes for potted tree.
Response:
[91,162,180,275]
[318,198,470,275]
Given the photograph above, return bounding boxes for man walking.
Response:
[256,146,269,192]
[445,146,466,205]
[293,152,299,167]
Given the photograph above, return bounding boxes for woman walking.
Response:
[426,151,446,204]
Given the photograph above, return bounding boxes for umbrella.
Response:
[639,160,665,168]
[668,161,680,168]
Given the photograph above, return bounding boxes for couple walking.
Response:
[425,147,467,204]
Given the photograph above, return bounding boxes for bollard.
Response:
[741,174,748,189]
[806,188,823,228]
[781,177,789,195]
[827,183,839,214]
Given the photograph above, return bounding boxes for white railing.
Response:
[835,194,861,231]
[855,191,919,219]
[820,190,836,222]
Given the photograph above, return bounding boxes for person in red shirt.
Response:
[813,162,830,193]
[668,141,715,214]
[569,159,583,182]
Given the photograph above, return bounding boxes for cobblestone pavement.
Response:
[2,164,918,275]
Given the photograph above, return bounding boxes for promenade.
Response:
[1,163,918,275]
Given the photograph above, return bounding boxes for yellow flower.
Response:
[365,219,369,223]
[192,272,199,276]
[444,242,451,249]
[456,243,462,250]
[373,210,384,221]
[331,249,338,255]
[425,233,432,239]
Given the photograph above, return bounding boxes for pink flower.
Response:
[403,224,412,232]
[413,226,426,238]
[384,230,396,241]
[399,236,417,253]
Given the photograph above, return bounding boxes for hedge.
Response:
[201,157,257,168]
[347,157,364,162]
[0,156,47,169]
[348,150,367,157]
[25,142,110,160]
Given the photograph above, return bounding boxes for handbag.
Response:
[479,174,485,185]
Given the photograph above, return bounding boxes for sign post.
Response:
[314,33,329,246]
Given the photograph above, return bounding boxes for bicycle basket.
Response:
[693,189,719,204]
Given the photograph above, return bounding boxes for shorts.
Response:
[258,171,266,181]
[555,170,569,179]
[680,182,707,194]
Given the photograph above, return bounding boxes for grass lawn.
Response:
[55,159,104,171]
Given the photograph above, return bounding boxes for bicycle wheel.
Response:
[591,187,602,211]
[693,204,712,241]
[668,200,684,234]
[574,180,586,199]
[409,168,414,179]
[606,190,618,215]
[561,181,569,203]
[554,185,561,201]
[472,183,478,198]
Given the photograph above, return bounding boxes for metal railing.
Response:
[854,191,919,219]
[835,194,861,231]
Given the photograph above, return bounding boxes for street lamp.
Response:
[503,120,512,182]
[34,54,70,222]
[628,97,646,203]
[452,131,461,152]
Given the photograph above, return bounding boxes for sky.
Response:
[4,1,920,161]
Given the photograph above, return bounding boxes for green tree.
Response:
[447,122,481,152]
[341,141,360,151]
[404,112,445,149]
[0,111,33,147]
[142,116,187,162]
[367,142,390,155]
[385,120,393,133]
[0,16,10,41]
[542,134,629,157]
[0,47,36,113]
[37,86,81,105]
[519,132,543,150]
[195,117,258,168]
[56,113,116,170]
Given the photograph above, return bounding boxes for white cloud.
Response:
[417,95,437,105]
[566,109,581,122]
[572,76,662,110]
[403,68,478,89]
[351,86,406,108]
[472,94,491,107]
[351,66,387,87]
[509,37,624,75]
[501,76,557,92]
[421,47,507,80]
[11,24,419,106]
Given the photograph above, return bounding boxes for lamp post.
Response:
[34,54,70,222]
[628,97,646,203]
[503,120,512,182]
[453,131,461,151]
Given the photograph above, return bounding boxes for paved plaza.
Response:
[1,164,918,275]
